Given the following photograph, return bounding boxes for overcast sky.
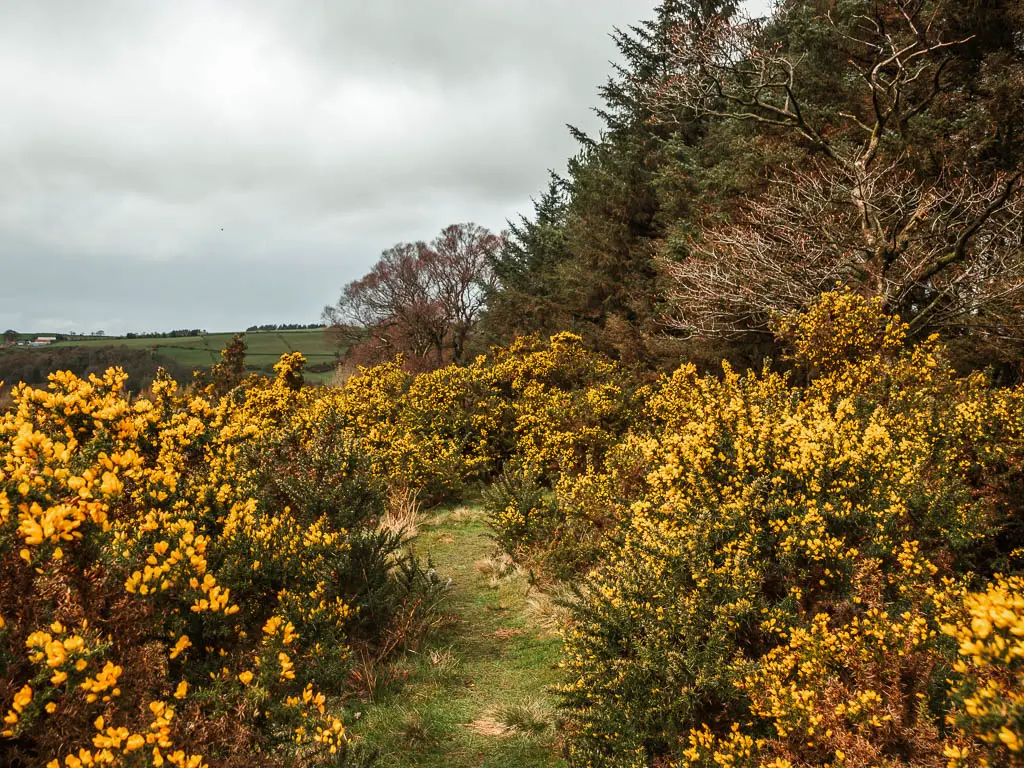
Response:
[0,1,770,334]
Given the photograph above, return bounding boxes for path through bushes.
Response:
[351,505,566,767]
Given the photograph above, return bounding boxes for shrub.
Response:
[482,333,648,573]
[557,293,1024,767]
[483,461,557,559]
[312,334,639,508]
[489,332,644,480]
[311,359,492,502]
[484,462,626,580]
[943,575,1024,767]
[0,357,440,767]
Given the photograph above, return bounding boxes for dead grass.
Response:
[523,583,578,634]
[465,715,510,737]
[466,702,552,738]
[427,646,460,677]
[473,552,525,588]
[489,628,525,640]
[379,486,421,541]
[448,506,478,522]
[424,505,480,529]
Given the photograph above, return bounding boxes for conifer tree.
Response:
[487,1,741,364]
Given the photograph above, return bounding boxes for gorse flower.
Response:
[0,356,373,765]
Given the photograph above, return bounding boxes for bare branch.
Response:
[660,162,1024,340]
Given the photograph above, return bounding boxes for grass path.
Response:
[349,505,567,768]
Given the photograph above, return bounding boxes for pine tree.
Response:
[487,1,741,363]
[485,175,571,338]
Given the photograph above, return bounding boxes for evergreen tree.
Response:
[485,175,571,338]
[652,0,1024,360]
[488,0,1023,369]
[487,1,741,364]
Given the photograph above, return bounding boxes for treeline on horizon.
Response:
[325,0,1023,382]
[1,330,207,341]
[245,322,326,332]
[0,326,332,396]
[2,325,325,343]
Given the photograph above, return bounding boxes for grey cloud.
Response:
[0,1,766,334]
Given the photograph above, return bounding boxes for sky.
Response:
[0,1,771,335]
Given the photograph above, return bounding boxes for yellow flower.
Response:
[169,635,191,660]
[999,727,1021,753]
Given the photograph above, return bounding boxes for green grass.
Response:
[40,330,341,384]
[349,505,567,768]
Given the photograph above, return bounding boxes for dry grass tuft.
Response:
[465,715,511,738]
[448,505,479,522]
[329,360,361,387]
[422,505,480,529]
[524,583,578,633]
[466,702,552,738]
[379,486,421,541]
[473,552,525,588]
[427,646,460,676]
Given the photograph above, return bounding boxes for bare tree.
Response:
[323,242,448,364]
[323,224,502,367]
[425,223,501,361]
[645,2,1024,339]
[664,161,1024,337]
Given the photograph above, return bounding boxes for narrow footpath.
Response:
[350,505,568,768]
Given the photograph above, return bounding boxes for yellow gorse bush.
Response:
[0,356,367,767]
[943,575,1024,766]
[555,293,1024,767]
[7,296,1021,767]
[310,333,639,505]
[1,333,635,766]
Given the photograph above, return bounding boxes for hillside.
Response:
[1,329,342,389]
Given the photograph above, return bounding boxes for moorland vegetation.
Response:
[4,0,1024,766]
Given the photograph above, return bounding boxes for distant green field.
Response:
[41,330,341,384]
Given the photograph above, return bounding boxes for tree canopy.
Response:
[324,223,501,368]
[484,0,1024,371]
